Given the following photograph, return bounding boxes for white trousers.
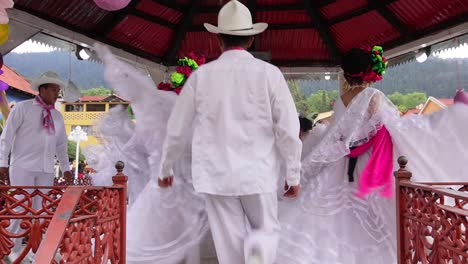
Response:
[8,166,54,253]
[183,244,200,264]
[204,192,280,264]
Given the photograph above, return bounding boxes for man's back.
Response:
[184,50,300,195]
[156,3,301,263]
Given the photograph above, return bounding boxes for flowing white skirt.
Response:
[276,153,397,264]
[126,180,209,264]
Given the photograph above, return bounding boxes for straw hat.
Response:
[31,71,66,91]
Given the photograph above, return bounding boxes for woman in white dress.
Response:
[276,47,468,264]
[86,44,213,264]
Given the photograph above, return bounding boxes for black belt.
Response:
[348,147,357,182]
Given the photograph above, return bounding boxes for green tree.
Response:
[288,80,309,115]
[81,87,111,96]
[388,92,427,112]
[404,92,427,108]
[68,140,85,161]
[306,90,338,113]
[387,92,405,106]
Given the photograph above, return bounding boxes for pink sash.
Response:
[348,126,393,198]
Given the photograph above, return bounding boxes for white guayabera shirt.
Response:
[0,99,69,173]
[158,50,302,196]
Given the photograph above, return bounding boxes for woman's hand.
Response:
[158,176,174,188]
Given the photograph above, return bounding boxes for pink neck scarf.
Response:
[35,96,55,135]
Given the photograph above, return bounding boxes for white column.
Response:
[68,126,88,179]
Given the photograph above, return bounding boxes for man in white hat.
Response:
[0,71,72,259]
[158,1,302,263]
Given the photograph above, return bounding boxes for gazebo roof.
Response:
[13,0,468,67]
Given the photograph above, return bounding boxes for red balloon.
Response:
[93,0,131,11]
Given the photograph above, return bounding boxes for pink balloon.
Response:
[454,89,468,106]
[94,0,131,11]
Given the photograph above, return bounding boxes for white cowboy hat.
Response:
[204,0,268,36]
[31,71,67,91]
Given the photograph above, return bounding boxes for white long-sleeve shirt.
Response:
[159,50,302,195]
[0,99,69,173]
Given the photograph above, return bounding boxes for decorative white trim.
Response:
[386,22,468,59]
[7,8,168,73]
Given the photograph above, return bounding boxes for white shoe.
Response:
[246,255,262,264]
[246,248,263,264]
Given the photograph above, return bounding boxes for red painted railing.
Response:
[395,156,468,264]
[3,155,466,263]
[0,161,127,264]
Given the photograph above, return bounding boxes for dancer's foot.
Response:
[246,247,263,264]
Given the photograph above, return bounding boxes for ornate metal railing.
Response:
[395,156,468,264]
[0,162,127,263]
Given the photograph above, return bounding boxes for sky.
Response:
[10,39,468,58]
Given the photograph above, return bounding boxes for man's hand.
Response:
[158,176,174,188]
[284,181,300,198]
[0,167,8,177]
[0,167,9,185]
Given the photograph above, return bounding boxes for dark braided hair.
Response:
[341,48,372,86]
[341,46,388,87]
[299,116,313,132]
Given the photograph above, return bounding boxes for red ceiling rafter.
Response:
[12,0,468,67]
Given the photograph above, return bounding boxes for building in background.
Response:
[403,97,454,116]
[61,95,129,147]
[419,97,454,115]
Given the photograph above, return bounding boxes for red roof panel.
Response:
[330,10,401,52]
[193,13,218,26]
[107,15,174,56]
[320,0,368,20]
[388,0,468,31]
[256,10,311,24]
[135,0,183,24]
[179,32,221,60]
[200,0,247,6]
[257,29,330,61]
[257,0,301,4]
[15,0,112,31]
[194,10,312,30]
[13,0,468,67]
